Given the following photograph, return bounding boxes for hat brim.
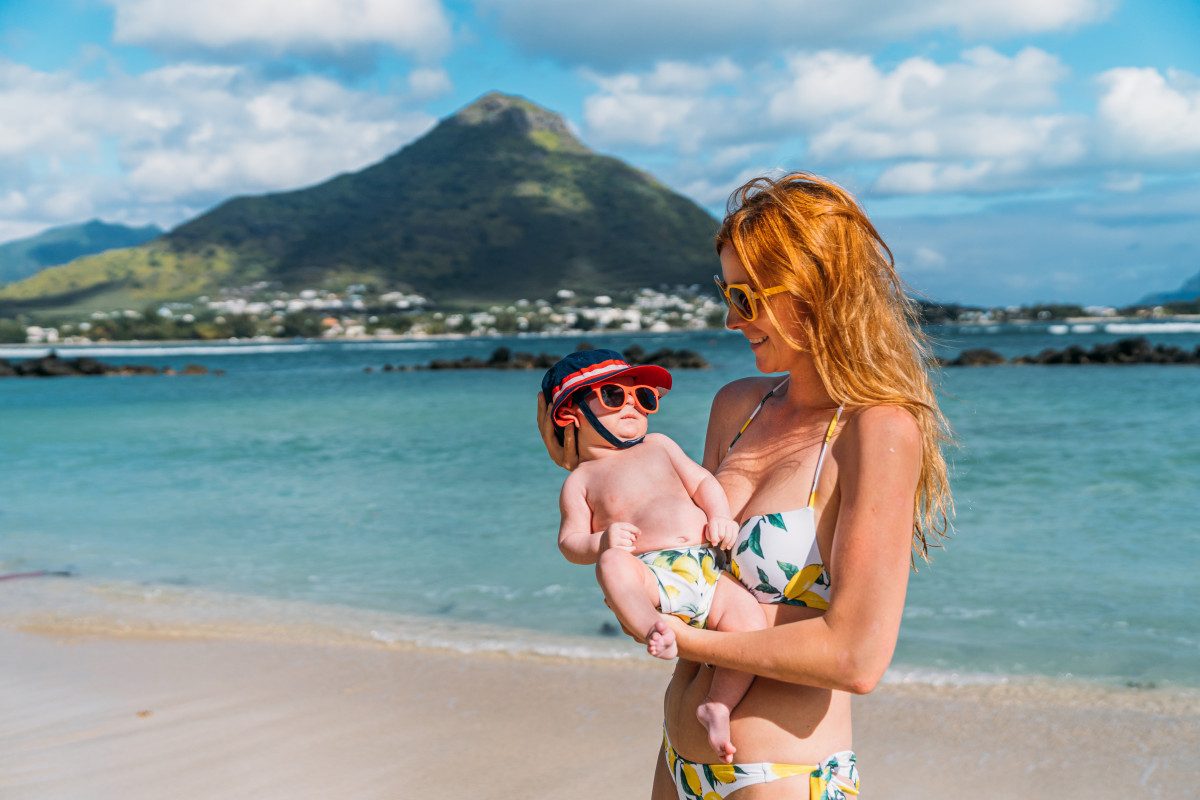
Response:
[551,364,672,424]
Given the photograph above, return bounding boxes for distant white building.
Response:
[25,326,59,344]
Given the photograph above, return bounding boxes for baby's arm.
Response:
[558,471,601,564]
[651,434,739,549]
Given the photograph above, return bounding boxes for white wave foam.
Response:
[1105,322,1200,334]
[0,339,433,359]
[1048,325,1069,335]
[379,630,636,661]
[336,341,435,351]
[0,343,317,358]
[1071,324,1097,334]
[883,665,1013,687]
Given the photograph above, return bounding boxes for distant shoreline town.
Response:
[4,282,1200,346]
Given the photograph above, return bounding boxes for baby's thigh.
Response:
[595,549,663,606]
[707,575,767,632]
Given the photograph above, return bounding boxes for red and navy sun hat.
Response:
[541,349,672,427]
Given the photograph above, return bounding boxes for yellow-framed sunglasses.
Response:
[714,275,788,322]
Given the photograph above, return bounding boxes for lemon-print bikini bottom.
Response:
[637,546,720,629]
[663,728,859,800]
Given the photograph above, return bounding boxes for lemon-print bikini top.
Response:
[726,378,844,609]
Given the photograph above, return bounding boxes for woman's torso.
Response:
[662,377,854,763]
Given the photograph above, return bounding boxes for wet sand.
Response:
[3,625,1197,800]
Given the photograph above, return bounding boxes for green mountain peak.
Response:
[0,92,718,314]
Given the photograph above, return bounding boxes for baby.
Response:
[542,349,765,762]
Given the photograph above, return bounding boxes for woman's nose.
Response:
[724,305,744,331]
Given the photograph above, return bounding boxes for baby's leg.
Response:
[594,549,669,655]
[696,575,767,763]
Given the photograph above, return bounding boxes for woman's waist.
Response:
[664,664,852,764]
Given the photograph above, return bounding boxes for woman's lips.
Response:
[748,335,768,348]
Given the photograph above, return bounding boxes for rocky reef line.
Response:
[0,352,221,377]
[941,337,1200,367]
[365,343,709,373]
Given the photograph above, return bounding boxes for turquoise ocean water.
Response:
[2,325,1198,688]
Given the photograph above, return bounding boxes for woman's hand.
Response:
[537,392,580,471]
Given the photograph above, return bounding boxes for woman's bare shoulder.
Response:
[710,376,779,419]
[701,377,779,470]
[837,404,922,466]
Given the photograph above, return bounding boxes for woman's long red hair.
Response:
[717,172,954,559]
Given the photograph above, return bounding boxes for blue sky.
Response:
[1,0,1198,305]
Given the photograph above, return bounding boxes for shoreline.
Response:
[3,575,1197,700]
[0,327,676,353]
[4,624,1197,799]
[4,315,1200,352]
[4,578,1198,798]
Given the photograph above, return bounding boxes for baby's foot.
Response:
[696,700,736,764]
[646,620,677,660]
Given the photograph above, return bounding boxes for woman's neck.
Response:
[781,354,837,410]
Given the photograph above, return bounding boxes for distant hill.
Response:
[0,93,719,313]
[0,220,162,286]
[1138,270,1200,305]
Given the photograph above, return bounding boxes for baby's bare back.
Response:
[578,439,708,552]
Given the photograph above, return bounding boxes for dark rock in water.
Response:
[0,351,219,378]
[401,343,710,371]
[13,353,79,376]
[946,348,1007,367]
[629,347,709,369]
[598,621,620,637]
[115,364,159,376]
[73,357,108,375]
[575,341,595,351]
[1007,337,1200,366]
[940,336,1200,367]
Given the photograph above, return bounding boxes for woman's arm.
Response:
[664,404,921,694]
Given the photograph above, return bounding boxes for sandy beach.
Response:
[3,589,1197,800]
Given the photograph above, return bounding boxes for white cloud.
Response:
[772,47,1078,174]
[108,0,453,61]
[1102,172,1143,193]
[882,182,1200,305]
[874,161,1001,194]
[1097,67,1200,161]
[0,59,435,234]
[581,60,750,152]
[580,47,1086,195]
[913,246,947,271]
[903,0,1114,38]
[477,0,1110,68]
[407,67,453,100]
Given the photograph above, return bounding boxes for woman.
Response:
[538,172,953,799]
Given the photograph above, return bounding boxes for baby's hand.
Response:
[705,517,739,550]
[600,522,640,553]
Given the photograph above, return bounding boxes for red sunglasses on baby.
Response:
[586,382,660,414]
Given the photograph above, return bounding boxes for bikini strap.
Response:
[727,377,790,453]
[807,405,845,508]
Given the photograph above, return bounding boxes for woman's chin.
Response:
[751,346,777,374]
